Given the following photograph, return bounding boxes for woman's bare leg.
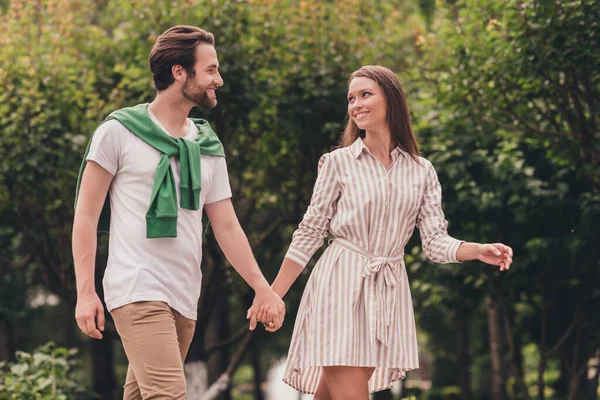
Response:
[314,370,333,400]
[322,366,375,400]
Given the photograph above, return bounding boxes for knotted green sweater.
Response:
[74,103,225,238]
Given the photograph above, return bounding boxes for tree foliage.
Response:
[0,0,598,399]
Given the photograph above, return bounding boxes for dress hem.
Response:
[282,364,419,394]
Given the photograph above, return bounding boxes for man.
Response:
[72,25,283,399]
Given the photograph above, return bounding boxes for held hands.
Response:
[75,291,105,339]
[246,286,285,333]
[478,243,513,271]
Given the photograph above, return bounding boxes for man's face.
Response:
[182,43,223,108]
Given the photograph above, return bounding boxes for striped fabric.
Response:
[282,138,463,393]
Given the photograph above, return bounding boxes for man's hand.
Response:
[75,291,105,339]
[247,287,285,332]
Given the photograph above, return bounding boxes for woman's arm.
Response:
[250,153,341,330]
[416,160,465,263]
[456,242,513,270]
[283,153,341,268]
[417,161,513,270]
[271,258,305,299]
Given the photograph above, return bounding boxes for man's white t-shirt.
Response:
[86,109,232,320]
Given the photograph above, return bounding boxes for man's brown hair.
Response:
[149,25,215,91]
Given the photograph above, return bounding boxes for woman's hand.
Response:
[246,287,285,332]
[478,243,513,271]
[246,304,282,333]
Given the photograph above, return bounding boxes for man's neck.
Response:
[148,92,194,138]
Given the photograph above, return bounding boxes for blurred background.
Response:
[0,0,598,399]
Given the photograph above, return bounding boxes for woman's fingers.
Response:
[264,310,282,332]
[257,304,266,322]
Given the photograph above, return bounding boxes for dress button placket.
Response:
[379,172,391,250]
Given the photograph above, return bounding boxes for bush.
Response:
[0,342,89,400]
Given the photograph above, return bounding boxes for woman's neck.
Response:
[363,127,394,158]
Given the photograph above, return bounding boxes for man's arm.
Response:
[72,161,113,339]
[204,198,285,330]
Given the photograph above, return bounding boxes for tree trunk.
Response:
[497,288,530,400]
[588,349,599,400]
[487,297,507,400]
[91,250,116,399]
[456,306,472,400]
[251,332,264,400]
[566,324,590,400]
[373,389,393,400]
[537,349,547,400]
[0,318,15,362]
[509,310,526,399]
[206,272,231,400]
[91,329,117,400]
[185,361,209,400]
[185,241,224,399]
[188,242,218,364]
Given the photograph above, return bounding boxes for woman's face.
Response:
[347,76,387,132]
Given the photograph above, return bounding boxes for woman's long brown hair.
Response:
[339,66,420,158]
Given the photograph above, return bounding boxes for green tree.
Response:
[407,0,600,399]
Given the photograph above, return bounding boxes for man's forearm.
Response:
[72,213,98,295]
[213,224,270,292]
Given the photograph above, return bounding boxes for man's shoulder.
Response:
[94,118,133,138]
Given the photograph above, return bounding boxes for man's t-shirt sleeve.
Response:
[86,120,122,176]
[205,157,232,204]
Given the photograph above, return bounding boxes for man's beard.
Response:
[183,79,216,108]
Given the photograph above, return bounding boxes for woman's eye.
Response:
[363,92,372,97]
[348,97,355,103]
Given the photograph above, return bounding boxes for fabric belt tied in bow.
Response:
[331,238,404,348]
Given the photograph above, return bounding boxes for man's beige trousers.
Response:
[111,301,196,400]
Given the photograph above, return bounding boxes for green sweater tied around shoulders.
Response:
[74,103,225,238]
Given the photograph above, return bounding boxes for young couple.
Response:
[73,25,513,400]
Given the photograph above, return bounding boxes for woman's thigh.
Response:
[322,366,375,400]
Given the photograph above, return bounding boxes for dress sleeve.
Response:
[416,160,464,264]
[284,153,341,268]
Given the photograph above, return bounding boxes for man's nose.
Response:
[215,72,224,87]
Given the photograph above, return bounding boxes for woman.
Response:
[251,65,513,399]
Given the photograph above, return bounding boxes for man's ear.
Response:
[172,65,186,83]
